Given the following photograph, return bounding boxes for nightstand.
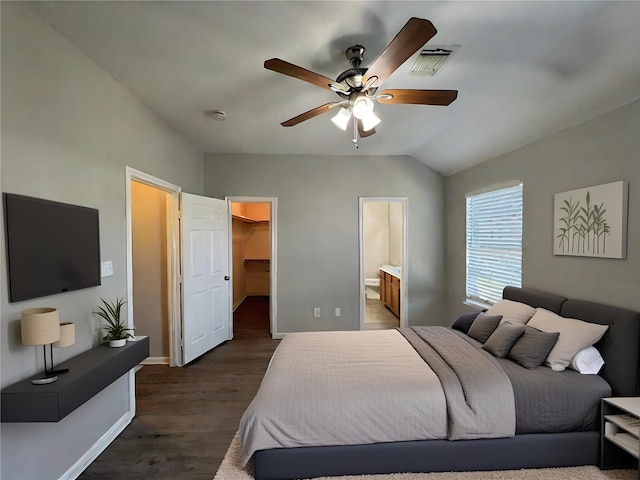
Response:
[601,397,639,470]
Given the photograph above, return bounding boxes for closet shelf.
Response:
[232,214,268,224]
[244,258,270,263]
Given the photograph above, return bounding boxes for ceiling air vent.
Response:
[409,46,458,76]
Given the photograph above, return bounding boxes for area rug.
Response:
[214,432,637,480]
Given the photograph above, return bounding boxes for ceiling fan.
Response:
[264,17,458,146]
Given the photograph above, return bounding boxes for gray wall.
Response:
[1,3,203,478]
[445,100,640,319]
[204,153,446,334]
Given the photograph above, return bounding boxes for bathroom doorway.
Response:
[359,197,407,330]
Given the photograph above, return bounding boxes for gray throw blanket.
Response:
[399,326,516,440]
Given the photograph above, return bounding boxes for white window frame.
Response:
[465,182,523,308]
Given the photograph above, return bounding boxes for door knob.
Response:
[224,275,230,281]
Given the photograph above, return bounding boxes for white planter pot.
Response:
[109,338,127,348]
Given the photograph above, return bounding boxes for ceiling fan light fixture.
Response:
[331,107,351,131]
[330,83,349,93]
[352,97,374,119]
[346,74,363,88]
[360,111,381,132]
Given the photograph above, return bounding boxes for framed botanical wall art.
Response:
[554,180,628,258]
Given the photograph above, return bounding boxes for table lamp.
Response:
[51,322,75,375]
[21,307,61,385]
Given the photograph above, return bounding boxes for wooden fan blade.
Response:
[362,18,437,87]
[265,58,335,91]
[281,103,340,127]
[358,120,376,138]
[376,89,458,106]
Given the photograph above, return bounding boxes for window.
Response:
[466,182,523,306]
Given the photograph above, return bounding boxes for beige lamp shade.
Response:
[53,322,75,348]
[21,308,60,346]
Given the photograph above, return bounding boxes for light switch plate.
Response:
[101,260,113,277]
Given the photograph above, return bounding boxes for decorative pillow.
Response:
[485,299,537,325]
[452,311,480,334]
[507,325,560,369]
[467,312,503,343]
[482,321,526,358]
[527,308,609,371]
[568,346,605,375]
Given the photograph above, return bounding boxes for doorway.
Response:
[126,167,181,366]
[227,197,277,338]
[359,197,408,330]
[127,168,234,367]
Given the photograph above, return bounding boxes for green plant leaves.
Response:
[95,297,133,341]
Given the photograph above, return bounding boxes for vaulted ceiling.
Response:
[26,1,640,176]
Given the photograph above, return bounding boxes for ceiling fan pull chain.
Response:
[352,117,359,148]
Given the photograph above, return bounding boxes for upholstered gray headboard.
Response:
[503,286,640,396]
[503,286,567,314]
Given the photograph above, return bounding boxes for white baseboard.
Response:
[59,410,133,480]
[141,356,169,365]
[233,294,247,311]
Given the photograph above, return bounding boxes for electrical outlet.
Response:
[335,308,341,317]
[313,307,321,318]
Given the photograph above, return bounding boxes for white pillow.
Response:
[569,346,605,375]
[527,308,609,371]
[486,299,537,325]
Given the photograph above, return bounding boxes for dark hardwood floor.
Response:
[78,296,278,479]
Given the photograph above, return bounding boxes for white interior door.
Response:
[181,193,231,364]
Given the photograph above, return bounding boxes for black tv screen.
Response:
[3,193,101,302]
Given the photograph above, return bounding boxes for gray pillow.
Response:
[483,322,526,358]
[527,308,609,371]
[507,325,560,369]
[467,312,503,343]
[452,311,480,335]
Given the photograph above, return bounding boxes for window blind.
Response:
[466,183,523,305]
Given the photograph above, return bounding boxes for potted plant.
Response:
[95,297,133,347]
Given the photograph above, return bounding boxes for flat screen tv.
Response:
[3,193,101,302]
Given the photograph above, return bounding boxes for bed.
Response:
[240,287,640,480]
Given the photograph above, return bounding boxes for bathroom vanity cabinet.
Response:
[379,268,400,317]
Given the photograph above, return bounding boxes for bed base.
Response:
[254,432,599,480]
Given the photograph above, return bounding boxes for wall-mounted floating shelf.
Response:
[1,336,149,422]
